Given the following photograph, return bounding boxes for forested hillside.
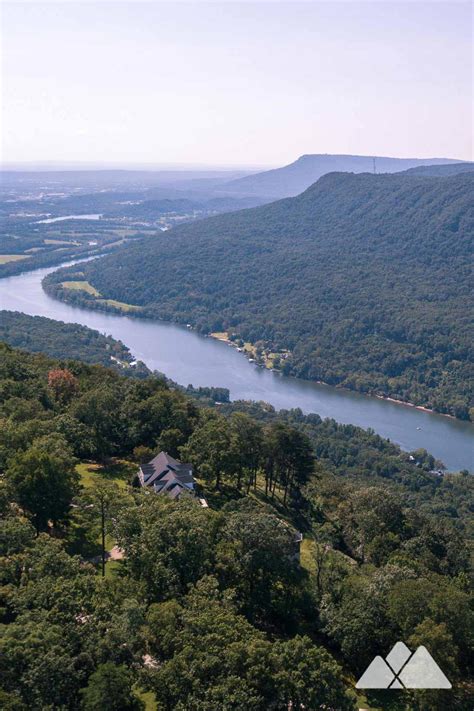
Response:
[403,163,474,177]
[0,343,473,709]
[46,171,474,419]
[0,311,149,375]
[224,153,460,198]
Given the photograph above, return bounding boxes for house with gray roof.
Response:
[136,451,208,506]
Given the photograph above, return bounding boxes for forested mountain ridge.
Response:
[224,153,462,198]
[46,171,474,420]
[1,343,473,708]
[403,162,474,177]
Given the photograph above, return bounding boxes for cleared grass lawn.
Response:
[60,280,141,312]
[76,459,136,489]
[98,298,142,312]
[134,688,158,710]
[74,459,136,574]
[0,254,30,263]
[300,537,317,575]
[61,280,101,296]
[104,559,123,579]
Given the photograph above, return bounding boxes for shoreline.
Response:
[208,332,465,424]
[31,272,474,427]
[373,394,457,420]
[2,266,473,471]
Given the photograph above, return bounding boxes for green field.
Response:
[44,238,80,246]
[60,280,141,312]
[73,460,135,578]
[98,297,142,312]
[76,460,135,489]
[61,280,101,296]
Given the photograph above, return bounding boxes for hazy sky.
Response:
[1,1,472,167]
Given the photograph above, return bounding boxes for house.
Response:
[136,451,207,505]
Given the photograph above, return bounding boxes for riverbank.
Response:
[38,251,472,424]
[374,394,458,420]
[41,273,472,424]
[209,331,291,371]
[208,331,468,424]
[1,260,472,470]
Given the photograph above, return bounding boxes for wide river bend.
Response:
[0,262,472,471]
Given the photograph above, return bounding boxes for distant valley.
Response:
[0,168,265,277]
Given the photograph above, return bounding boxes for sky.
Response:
[1,1,473,167]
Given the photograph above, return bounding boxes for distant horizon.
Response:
[0,160,270,173]
[0,151,470,174]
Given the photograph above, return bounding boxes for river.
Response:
[0,262,472,471]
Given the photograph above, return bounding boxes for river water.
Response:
[35,214,103,224]
[0,262,472,471]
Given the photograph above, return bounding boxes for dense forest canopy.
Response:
[46,171,474,419]
[0,311,149,374]
[0,341,473,709]
[403,163,474,177]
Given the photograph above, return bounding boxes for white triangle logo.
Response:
[356,656,394,689]
[356,642,452,689]
[399,646,452,689]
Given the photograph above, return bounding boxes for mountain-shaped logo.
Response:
[356,641,452,689]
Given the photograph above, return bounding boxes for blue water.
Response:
[0,262,472,471]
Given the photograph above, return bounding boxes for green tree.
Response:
[0,517,35,556]
[72,386,125,460]
[180,413,237,489]
[80,480,129,576]
[272,635,356,710]
[81,663,144,710]
[217,504,301,622]
[339,487,405,563]
[229,412,264,491]
[0,613,90,708]
[6,444,79,533]
[115,495,219,600]
[263,423,314,504]
[0,689,26,711]
[408,618,458,680]
[132,445,155,464]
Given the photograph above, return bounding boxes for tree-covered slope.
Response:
[0,344,473,709]
[224,153,461,198]
[0,311,149,376]
[403,162,474,177]
[45,172,474,419]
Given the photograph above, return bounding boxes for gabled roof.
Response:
[139,451,194,491]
